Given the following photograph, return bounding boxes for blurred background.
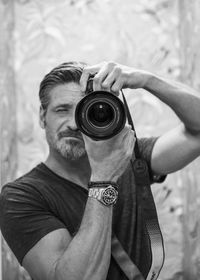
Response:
[0,0,200,279]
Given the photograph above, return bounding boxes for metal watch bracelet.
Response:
[88,185,118,206]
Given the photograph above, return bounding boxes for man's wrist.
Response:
[90,176,118,183]
[129,69,152,89]
[143,73,158,91]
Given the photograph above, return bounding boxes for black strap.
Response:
[111,92,165,280]
[111,234,144,280]
[122,92,140,159]
[131,159,165,280]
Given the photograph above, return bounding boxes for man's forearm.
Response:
[53,198,112,280]
[144,74,200,134]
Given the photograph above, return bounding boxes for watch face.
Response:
[102,186,118,205]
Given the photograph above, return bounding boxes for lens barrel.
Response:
[75,91,126,140]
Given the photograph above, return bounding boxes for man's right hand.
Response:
[82,125,136,182]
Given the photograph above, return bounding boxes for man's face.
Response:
[41,82,86,161]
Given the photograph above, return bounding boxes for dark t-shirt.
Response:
[0,138,166,280]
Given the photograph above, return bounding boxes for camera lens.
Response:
[87,102,114,127]
[75,91,126,140]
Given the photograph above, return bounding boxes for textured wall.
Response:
[179,1,200,279]
[1,0,187,279]
[0,1,31,279]
[0,0,18,279]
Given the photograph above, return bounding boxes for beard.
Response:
[46,128,86,161]
[57,137,86,160]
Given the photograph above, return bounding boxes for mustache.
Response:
[58,130,83,140]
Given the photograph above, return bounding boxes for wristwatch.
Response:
[88,185,118,206]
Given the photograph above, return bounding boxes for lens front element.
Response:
[87,101,115,128]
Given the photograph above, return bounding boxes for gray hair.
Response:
[39,61,87,111]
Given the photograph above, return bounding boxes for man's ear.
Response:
[39,106,46,129]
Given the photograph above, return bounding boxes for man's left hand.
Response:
[80,61,150,94]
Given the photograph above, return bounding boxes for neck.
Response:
[44,151,91,190]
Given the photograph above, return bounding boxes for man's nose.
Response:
[67,117,78,131]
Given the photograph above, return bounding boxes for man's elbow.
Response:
[184,124,200,137]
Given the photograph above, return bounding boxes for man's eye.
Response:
[56,108,68,113]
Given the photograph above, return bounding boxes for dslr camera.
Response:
[75,75,126,140]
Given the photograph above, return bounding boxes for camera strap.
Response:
[111,92,165,280]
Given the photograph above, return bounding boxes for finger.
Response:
[122,124,132,134]
[111,124,132,143]
[92,61,120,91]
[81,132,94,144]
[110,78,124,95]
[101,71,117,93]
[80,70,90,93]
[121,128,136,153]
[121,125,133,140]
[92,64,109,91]
[101,66,122,92]
[103,67,125,96]
[81,133,94,153]
[80,63,105,92]
[81,131,104,146]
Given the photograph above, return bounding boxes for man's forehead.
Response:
[49,83,84,104]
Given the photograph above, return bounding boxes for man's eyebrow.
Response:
[53,103,73,109]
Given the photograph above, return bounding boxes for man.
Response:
[0,61,200,280]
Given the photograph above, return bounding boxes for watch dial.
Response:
[102,187,118,205]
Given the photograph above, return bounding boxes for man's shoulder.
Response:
[1,163,48,197]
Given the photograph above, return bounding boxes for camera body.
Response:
[75,76,126,140]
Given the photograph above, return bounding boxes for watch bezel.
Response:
[101,186,118,206]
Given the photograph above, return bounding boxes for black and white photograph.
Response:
[0,1,200,279]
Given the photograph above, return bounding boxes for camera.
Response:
[75,76,126,140]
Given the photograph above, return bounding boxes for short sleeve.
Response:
[0,182,66,265]
[137,137,167,184]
